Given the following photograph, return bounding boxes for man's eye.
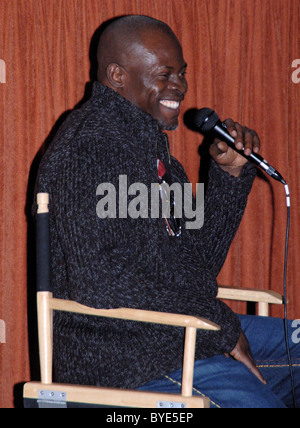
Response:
[159,73,170,79]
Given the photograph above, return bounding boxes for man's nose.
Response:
[169,76,188,96]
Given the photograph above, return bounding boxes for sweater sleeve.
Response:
[195,160,257,277]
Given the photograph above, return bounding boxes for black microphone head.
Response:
[194,108,220,134]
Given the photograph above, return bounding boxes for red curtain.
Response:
[1,0,299,407]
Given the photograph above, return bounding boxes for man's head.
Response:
[97,15,188,130]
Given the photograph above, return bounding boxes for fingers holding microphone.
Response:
[223,119,261,156]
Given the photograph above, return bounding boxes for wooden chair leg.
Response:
[258,302,269,317]
[182,327,197,397]
[37,291,53,384]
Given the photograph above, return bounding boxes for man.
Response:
[36,15,299,407]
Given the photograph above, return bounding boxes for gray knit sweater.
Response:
[36,82,256,388]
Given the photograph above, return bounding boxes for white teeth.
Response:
[160,100,180,110]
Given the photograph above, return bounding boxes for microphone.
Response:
[193,108,286,185]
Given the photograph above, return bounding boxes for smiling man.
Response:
[97,18,187,131]
[36,15,300,408]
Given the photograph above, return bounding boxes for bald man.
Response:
[36,15,299,408]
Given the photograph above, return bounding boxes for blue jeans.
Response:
[138,315,300,408]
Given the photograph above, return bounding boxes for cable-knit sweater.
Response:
[35,82,256,389]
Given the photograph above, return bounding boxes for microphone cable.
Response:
[283,184,297,408]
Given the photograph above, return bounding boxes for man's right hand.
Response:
[228,331,267,385]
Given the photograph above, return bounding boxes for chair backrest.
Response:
[36,193,51,293]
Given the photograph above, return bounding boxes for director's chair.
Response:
[23,193,283,408]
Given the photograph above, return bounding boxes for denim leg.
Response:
[139,315,300,408]
[138,355,286,408]
[239,315,300,408]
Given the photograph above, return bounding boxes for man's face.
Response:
[120,31,188,130]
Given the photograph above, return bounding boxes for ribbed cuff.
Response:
[209,160,257,199]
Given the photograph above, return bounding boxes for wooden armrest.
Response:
[38,292,220,395]
[48,294,220,331]
[217,286,283,305]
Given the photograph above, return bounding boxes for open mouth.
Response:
[159,100,180,110]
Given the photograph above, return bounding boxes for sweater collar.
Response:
[91,81,161,137]
[90,81,171,167]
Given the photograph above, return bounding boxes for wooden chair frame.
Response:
[23,193,283,408]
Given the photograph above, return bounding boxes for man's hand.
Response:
[227,331,267,385]
[209,119,261,177]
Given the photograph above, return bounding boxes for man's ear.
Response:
[105,63,126,89]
